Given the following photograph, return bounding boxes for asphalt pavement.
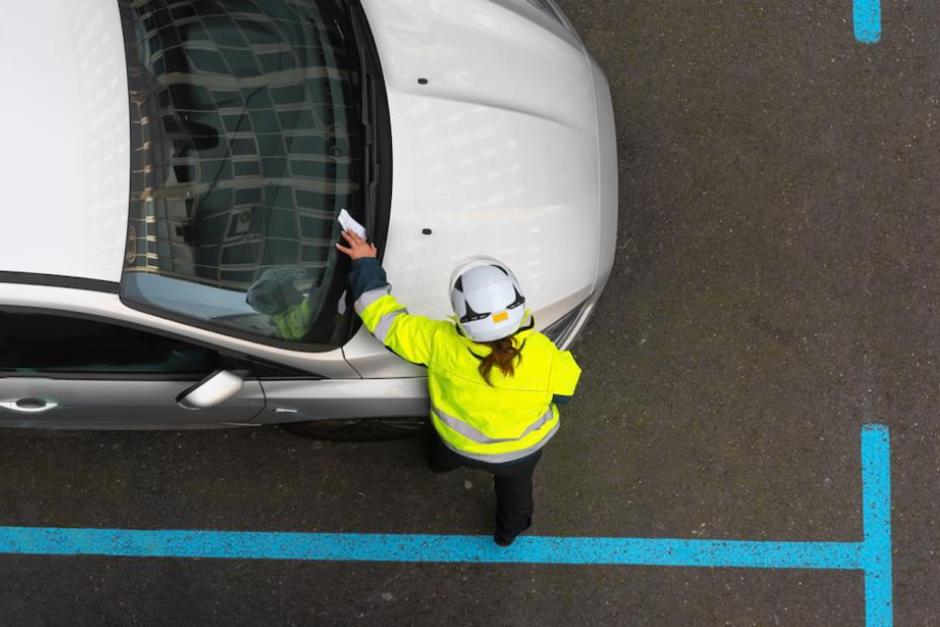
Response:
[2,1,939,625]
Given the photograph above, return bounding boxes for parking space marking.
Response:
[0,425,892,626]
[854,0,881,43]
[862,423,892,626]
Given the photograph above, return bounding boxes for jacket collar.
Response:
[452,309,535,356]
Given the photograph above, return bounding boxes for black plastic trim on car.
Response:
[0,371,206,382]
[0,272,119,294]
[348,0,393,260]
[0,370,310,382]
[542,299,590,345]
[339,0,393,345]
[250,357,324,379]
[0,305,326,381]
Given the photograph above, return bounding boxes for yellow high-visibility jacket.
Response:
[355,283,581,463]
[271,298,312,340]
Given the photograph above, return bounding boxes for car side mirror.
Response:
[176,370,244,409]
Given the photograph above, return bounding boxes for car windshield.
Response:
[118,0,379,350]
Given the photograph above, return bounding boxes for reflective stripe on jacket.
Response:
[355,285,582,463]
[271,298,312,341]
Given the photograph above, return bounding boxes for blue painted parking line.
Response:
[0,425,892,625]
[862,423,892,626]
[854,0,881,43]
[0,528,867,567]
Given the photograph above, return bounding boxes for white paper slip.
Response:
[338,209,367,240]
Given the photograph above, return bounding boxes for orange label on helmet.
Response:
[492,311,509,323]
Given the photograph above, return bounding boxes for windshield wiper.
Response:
[345,1,379,239]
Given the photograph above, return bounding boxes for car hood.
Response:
[362,0,603,323]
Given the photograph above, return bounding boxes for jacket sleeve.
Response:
[549,349,582,397]
[348,257,390,301]
[351,258,447,365]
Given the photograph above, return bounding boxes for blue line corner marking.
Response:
[861,424,892,626]
[854,0,882,43]
[0,425,893,626]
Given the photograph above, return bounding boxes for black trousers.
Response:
[428,434,543,538]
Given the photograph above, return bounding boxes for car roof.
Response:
[0,0,129,283]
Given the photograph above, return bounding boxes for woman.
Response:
[337,230,581,546]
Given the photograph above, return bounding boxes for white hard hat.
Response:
[450,257,526,342]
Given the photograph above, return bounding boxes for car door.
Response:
[0,309,264,429]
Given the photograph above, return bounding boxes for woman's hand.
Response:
[335,229,378,260]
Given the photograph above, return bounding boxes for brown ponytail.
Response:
[478,336,522,386]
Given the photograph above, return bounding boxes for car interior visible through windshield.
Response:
[117,0,380,351]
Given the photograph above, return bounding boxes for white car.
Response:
[0,0,616,437]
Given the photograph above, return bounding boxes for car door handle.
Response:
[0,398,59,414]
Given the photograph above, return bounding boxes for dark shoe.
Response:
[494,532,516,547]
[493,516,532,546]
[494,517,531,546]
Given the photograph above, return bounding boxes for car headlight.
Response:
[541,299,590,345]
[525,0,576,33]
